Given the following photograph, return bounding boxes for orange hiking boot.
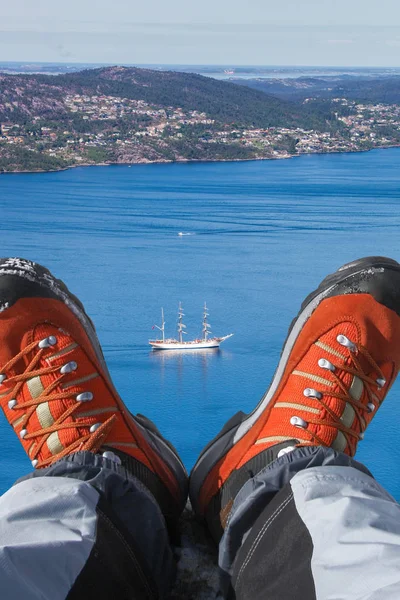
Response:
[190,256,400,541]
[0,258,187,521]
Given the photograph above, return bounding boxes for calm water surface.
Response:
[1,149,400,497]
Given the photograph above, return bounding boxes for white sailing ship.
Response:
[149,303,233,350]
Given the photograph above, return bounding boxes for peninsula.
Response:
[1,66,400,172]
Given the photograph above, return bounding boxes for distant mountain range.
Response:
[233,76,400,104]
[2,62,400,80]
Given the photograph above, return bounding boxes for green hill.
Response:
[1,66,334,131]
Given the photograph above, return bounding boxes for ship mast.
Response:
[202,302,212,341]
[153,308,165,342]
[177,302,187,343]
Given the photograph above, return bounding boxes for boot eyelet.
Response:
[76,392,93,402]
[290,416,308,429]
[8,399,17,410]
[367,402,375,413]
[60,361,77,374]
[304,388,322,399]
[318,358,335,372]
[38,336,57,349]
[336,334,357,351]
[376,378,386,389]
[0,374,6,385]
[89,423,102,433]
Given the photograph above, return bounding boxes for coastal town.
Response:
[1,72,400,171]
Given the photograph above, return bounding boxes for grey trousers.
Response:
[220,447,400,600]
[0,452,175,600]
[1,448,400,599]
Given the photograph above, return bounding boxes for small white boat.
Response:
[149,303,233,350]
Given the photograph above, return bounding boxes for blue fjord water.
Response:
[0,148,400,498]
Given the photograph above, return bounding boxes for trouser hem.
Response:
[219,446,372,596]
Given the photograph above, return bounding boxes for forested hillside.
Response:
[1,66,399,172]
[0,66,335,130]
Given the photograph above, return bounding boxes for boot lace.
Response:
[290,334,386,456]
[0,336,116,468]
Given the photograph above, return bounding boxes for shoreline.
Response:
[1,144,399,175]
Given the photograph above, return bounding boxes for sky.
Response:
[1,0,400,66]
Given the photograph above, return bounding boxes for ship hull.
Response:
[149,336,231,350]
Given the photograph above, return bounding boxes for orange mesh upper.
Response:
[0,297,180,499]
[198,293,400,513]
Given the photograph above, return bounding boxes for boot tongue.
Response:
[353,350,373,379]
[19,325,96,461]
[28,324,74,355]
